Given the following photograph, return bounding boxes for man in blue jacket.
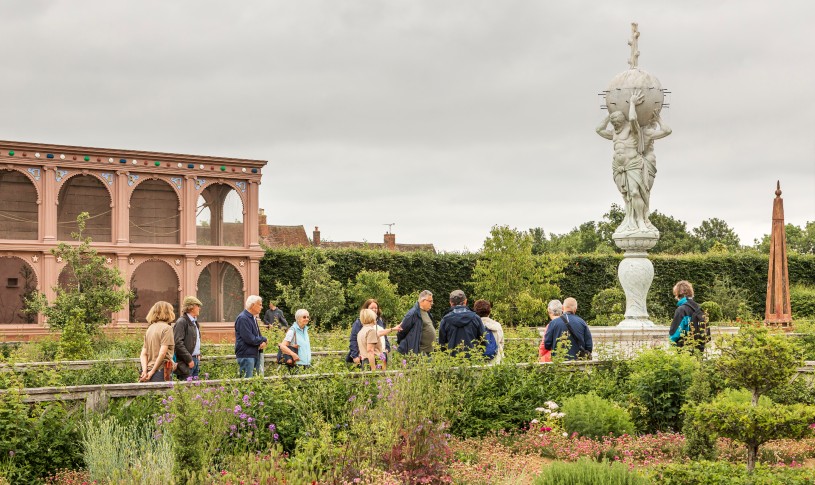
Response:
[438,290,485,356]
[235,295,268,377]
[544,298,593,360]
[397,290,435,355]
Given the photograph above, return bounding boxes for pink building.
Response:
[0,140,266,340]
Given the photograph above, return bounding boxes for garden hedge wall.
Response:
[259,248,815,327]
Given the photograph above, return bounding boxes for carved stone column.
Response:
[614,235,658,327]
[246,180,260,250]
[42,166,57,243]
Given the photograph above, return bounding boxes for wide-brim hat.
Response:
[183,296,203,307]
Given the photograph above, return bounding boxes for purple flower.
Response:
[240,413,248,420]
[234,405,242,413]
[268,424,276,431]
[8,451,14,457]
[243,395,250,404]
[273,433,279,440]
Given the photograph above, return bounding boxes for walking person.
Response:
[473,299,504,364]
[235,295,268,378]
[139,301,176,383]
[396,290,435,356]
[669,280,709,352]
[173,296,203,380]
[279,309,313,369]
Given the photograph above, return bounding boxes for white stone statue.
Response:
[596,23,671,240]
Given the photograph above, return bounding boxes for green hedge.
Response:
[259,249,815,326]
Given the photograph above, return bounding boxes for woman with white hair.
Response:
[279,309,313,369]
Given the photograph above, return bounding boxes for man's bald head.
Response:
[563,297,578,313]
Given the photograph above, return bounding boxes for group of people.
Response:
[138,279,706,381]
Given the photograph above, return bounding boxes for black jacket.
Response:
[234,310,267,359]
[544,313,593,360]
[438,305,485,355]
[263,308,289,329]
[173,313,200,377]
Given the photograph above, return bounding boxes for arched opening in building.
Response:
[0,257,38,323]
[0,170,39,240]
[57,175,112,242]
[130,179,180,244]
[196,184,244,247]
[197,262,243,322]
[129,260,179,323]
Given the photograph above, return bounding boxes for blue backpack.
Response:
[484,330,498,359]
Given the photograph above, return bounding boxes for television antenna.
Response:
[383,223,395,234]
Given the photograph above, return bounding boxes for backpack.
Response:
[684,303,711,345]
[483,330,498,359]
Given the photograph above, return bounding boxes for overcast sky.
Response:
[2,1,813,252]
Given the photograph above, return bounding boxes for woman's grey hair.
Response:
[295,309,310,320]
[245,295,262,309]
[548,299,563,316]
[418,290,433,301]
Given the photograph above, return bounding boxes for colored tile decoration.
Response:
[7,151,13,156]
[108,158,114,163]
[220,165,226,171]
[120,159,127,164]
[187,163,195,169]
[60,154,65,160]
[195,178,207,190]
[177,163,183,168]
[132,160,138,165]
[26,167,41,181]
[235,181,247,193]
[100,172,114,185]
[34,153,40,158]
[241,168,247,172]
[251,168,258,174]
[46,154,54,159]
[154,161,161,166]
[127,174,140,187]
[55,169,69,182]
[170,177,182,189]
[199,164,204,169]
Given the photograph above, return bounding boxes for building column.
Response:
[114,171,128,244]
[246,181,260,250]
[42,166,57,243]
[247,258,260,298]
[184,176,198,247]
[41,253,57,311]
[113,254,130,325]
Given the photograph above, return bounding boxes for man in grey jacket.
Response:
[174,296,203,379]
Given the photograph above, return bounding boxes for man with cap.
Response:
[438,289,486,357]
[174,296,203,379]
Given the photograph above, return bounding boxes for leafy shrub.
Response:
[592,288,625,316]
[83,417,172,484]
[628,348,699,433]
[651,460,815,485]
[791,284,815,318]
[346,270,407,324]
[706,275,754,321]
[591,313,625,326]
[700,301,723,323]
[534,457,649,485]
[561,392,635,439]
[58,308,93,360]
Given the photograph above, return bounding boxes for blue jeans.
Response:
[190,355,200,378]
[237,357,263,378]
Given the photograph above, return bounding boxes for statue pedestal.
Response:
[613,234,658,328]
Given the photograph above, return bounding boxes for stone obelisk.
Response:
[765,181,792,325]
[595,23,672,328]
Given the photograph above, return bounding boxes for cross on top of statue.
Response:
[627,23,640,69]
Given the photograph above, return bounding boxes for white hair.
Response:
[418,290,433,302]
[245,295,262,309]
[548,299,563,316]
[295,309,310,320]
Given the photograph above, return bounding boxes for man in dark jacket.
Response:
[397,290,435,355]
[438,290,485,356]
[235,295,268,378]
[544,298,593,360]
[669,280,708,352]
[262,301,289,329]
[174,296,203,379]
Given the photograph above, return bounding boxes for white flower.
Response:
[553,412,565,419]
[530,419,539,424]
[546,401,559,410]
[535,407,546,413]
[562,432,568,437]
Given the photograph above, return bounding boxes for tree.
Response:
[276,250,345,328]
[471,226,563,325]
[754,221,815,254]
[649,210,701,254]
[693,217,741,252]
[26,212,131,334]
[346,270,406,324]
[689,325,815,472]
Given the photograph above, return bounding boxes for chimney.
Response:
[258,209,270,237]
[313,226,321,246]
[384,232,396,251]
